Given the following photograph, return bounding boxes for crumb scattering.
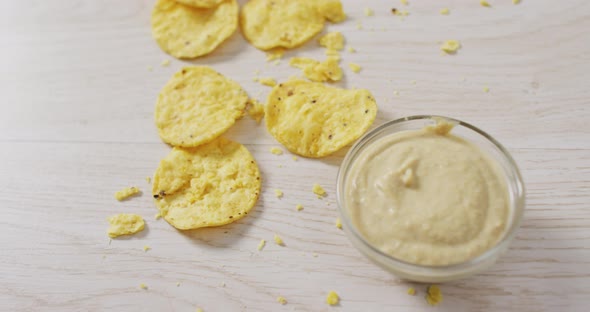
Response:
[114,186,140,201]
[276,296,287,305]
[248,99,265,123]
[348,63,362,73]
[275,189,283,198]
[480,0,491,7]
[270,147,283,155]
[426,285,443,305]
[335,218,343,229]
[274,234,285,246]
[319,32,345,51]
[257,239,266,251]
[440,40,461,54]
[266,49,285,62]
[326,291,340,305]
[258,77,277,87]
[313,183,326,198]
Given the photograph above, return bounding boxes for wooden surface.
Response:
[1,0,589,311]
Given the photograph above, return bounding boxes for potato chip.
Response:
[107,213,145,238]
[155,66,248,147]
[152,137,261,230]
[266,80,377,157]
[175,0,224,8]
[241,0,344,50]
[151,0,238,59]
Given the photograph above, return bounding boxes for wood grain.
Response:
[0,0,588,311]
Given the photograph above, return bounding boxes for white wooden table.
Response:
[1,0,589,311]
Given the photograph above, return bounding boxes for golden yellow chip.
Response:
[152,137,261,230]
[241,0,334,50]
[175,0,224,8]
[155,66,248,147]
[265,80,377,157]
[319,32,344,50]
[151,0,238,59]
[107,214,145,238]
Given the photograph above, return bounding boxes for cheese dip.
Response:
[345,121,509,266]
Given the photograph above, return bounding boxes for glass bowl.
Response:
[336,115,525,283]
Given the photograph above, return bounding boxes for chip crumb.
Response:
[319,32,345,51]
[276,296,287,305]
[114,186,141,201]
[196,308,203,312]
[270,147,283,155]
[289,56,343,83]
[440,8,450,15]
[356,21,363,30]
[154,212,162,220]
[274,234,285,246]
[480,0,491,7]
[139,283,148,290]
[292,156,298,161]
[313,183,326,198]
[143,245,151,252]
[146,176,151,184]
[348,63,362,73]
[440,40,461,54]
[296,204,304,211]
[326,291,339,306]
[248,99,265,124]
[266,49,285,62]
[220,282,226,287]
[347,47,356,53]
[313,253,318,257]
[161,59,170,67]
[335,218,343,229]
[107,214,145,238]
[401,0,409,5]
[275,189,283,198]
[273,60,280,66]
[364,8,374,16]
[257,239,266,251]
[407,287,416,296]
[325,49,340,57]
[177,282,181,287]
[483,86,490,93]
[411,80,416,85]
[147,65,153,71]
[254,69,260,75]
[426,285,443,305]
[258,77,277,87]
[513,0,520,4]
[393,90,400,96]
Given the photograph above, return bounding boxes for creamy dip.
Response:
[345,121,509,266]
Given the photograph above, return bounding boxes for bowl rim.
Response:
[336,115,526,272]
